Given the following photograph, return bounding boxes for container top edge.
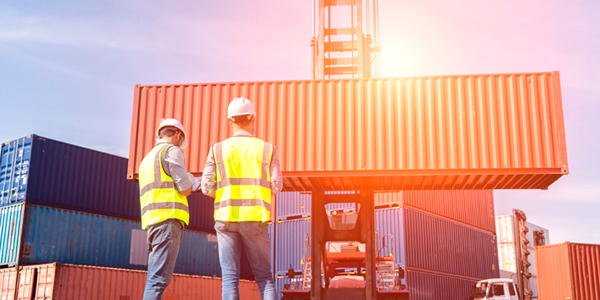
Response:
[1,133,128,160]
[135,71,559,88]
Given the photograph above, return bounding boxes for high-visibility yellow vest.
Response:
[213,137,273,222]
[138,144,189,230]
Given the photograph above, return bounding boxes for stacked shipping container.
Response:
[272,190,497,300]
[0,135,216,232]
[0,134,257,299]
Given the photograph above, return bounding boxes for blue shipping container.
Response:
[0,134,216,232]
[0,135,140,218]
[0,204,229,276]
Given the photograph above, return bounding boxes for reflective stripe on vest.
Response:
[138,144,189,230]
[213,137,273,222]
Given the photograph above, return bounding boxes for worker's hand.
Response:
[181,186,192,197]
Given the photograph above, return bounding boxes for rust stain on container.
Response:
[536,242,600,300]
[16,263,260,300]
[128,72,568,191]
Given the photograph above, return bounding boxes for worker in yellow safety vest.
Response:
[201,97,283,300]
[138,118,195,300]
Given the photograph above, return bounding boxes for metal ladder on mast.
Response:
[376,231,397,290]
[301,233,312,290]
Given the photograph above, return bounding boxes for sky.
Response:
[1,0,599,244]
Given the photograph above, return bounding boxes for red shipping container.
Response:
[127,72,568,191]
[536,242,600,300]
[0,267,17,300]
[16,263,260,300]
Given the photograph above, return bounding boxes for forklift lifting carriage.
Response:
[280,191,409,300]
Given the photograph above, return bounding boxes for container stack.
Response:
[271,190,498,300]
[0,134,256,299]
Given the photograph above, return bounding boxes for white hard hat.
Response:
[156,118,188,149]
[227,97,256,121]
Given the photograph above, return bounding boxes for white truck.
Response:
[470,278,519,300]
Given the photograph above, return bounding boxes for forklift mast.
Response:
[311,0,380,79]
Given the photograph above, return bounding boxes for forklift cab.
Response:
[471,278,519,300]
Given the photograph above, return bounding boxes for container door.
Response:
[0,136,33,206]
[0,268,17,300]
[16,268,35,300]
[34,265,55,300]
[0,203,25,266]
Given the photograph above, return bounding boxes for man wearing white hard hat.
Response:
[138,118,194,300]
[201,97,283,300]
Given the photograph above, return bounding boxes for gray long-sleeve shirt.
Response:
[200,130,283,196]
[156,139,194,192]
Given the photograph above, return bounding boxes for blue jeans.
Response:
[143,219,183,300]
[215,221,275,300]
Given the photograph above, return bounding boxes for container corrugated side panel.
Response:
[535,243,574,300]
[406,270,477,300]
[22,204,143,270]
[276,192,312,220]
[21,205,223,276]
[568,243,600,300]
[0,267,17,300]
[128,72,569,191]
[25,135,141,219]
[404,208,499,279]
[187,192,216,232]
[0,136,32,206]
[274,219,311,273]
[175,229,221,277]
[374,208,405,267]
[18,263,260,300]
[0,203,24,266]
[404,190,495,232]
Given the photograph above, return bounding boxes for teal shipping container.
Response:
[0,203,252,277]
[0,204,24,266]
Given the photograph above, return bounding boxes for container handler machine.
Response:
[280,1,407,299]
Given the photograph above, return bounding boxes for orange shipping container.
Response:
[16,263,260,300]
[536,242,600,300]
[127,72,568,191]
